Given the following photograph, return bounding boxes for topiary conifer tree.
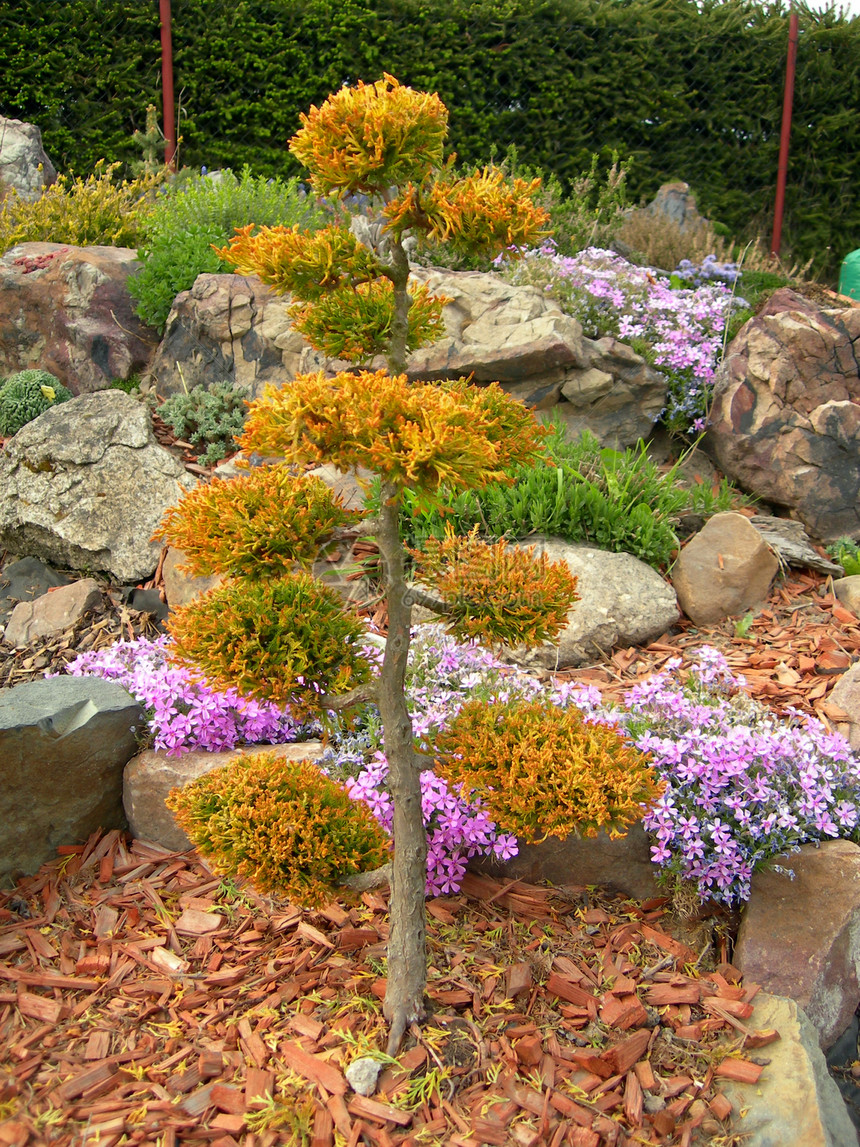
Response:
[157,75,608,1052]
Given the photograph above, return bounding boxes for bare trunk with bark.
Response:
[375,483,427,1054]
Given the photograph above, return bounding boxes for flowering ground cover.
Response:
[65,571,860,913]
[498,245,746,434]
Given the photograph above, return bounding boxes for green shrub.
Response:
[433,698,663,844]
[166,751,391,905]
[153,381,248,466]
[826,537,860,577]
[0,370,74,436]
[129,166,329,331]
[382,424,743,570]
[0,162,164,254]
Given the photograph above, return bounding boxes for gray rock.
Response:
[148,271,332,401]
[734,840,860,1049]
[0,116,57,202]
[0,676,144,882]
[749,515,843,576]
[722,992,857,1147]
[506,536,679,669]
[0,390,197,582]
[3,577,102,647]
[472,822,660,901]
[345,1057,383,1096]
[0,556,71,626]
[671,512,780,627]
[123,741,326,851]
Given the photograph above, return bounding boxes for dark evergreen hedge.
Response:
[1,0,857,278]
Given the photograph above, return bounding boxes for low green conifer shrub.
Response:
[0,369,73,436]
[166,751,391,905]
[433,698,663,843]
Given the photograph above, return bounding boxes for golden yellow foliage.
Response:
[288,279,449,363]
[434,699,664,844]
[167,751,390,906]
[385,167,550,256]
[215,222,382,300]
[289,74,448,195]
[239,370,549,490]
[154,467,364,580]
[409,526,578,647]
[166,573,371,712]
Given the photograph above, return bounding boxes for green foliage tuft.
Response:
[0,162,164,254]
[826,537,860,578]
[129,166,328,331]
[166,751,391,906]
[433,698,664,844]
[154,381,248,466]
[0,370,74,436]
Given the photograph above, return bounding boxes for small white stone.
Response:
[345,1056,383,1096]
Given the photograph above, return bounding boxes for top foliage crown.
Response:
[289,73,448,195]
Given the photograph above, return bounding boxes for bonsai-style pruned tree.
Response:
[157,76,655,1052]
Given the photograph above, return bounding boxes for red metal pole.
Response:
[771,7,799,257]
[159,0,177,170]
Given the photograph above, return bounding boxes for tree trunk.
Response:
[376,482,427,1054]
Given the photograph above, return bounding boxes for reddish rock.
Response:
[707,289,860,543]
[734,840,860,1049]
[671,512,779,627]
[0,242,156,392]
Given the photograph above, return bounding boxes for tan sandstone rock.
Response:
[671,512,779,627]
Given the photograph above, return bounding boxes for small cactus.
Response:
[0,369,73,437]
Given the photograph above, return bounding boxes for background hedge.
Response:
[1,0,857,279]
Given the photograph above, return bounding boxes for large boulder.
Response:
[148,268,667,450]
[707,289,860,542]
[0,116,57,202]
[507,536,679,669]
[0,242,157,391]
[146,271,331,401]
[0,676,144,883]
[734,840,860,1050]
[0,390,196,582]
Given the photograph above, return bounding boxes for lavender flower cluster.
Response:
[326,626,599,895]
[497,244,746,434]
[64,636,304,754]
[616,647,860,904]
[674,254,741,287]
[66,628,860,908]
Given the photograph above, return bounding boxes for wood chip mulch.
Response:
[561,570,858,726]
[0,832,772,1147]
